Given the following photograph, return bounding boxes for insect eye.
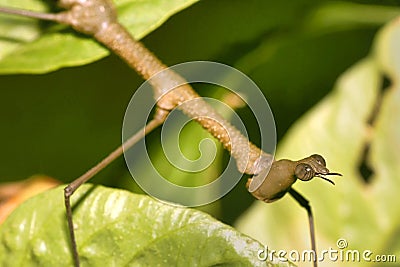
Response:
[295,163,315,181]
[311,154,326,167]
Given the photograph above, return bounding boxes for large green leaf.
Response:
[236,17,400,267]
[0,0,199,73]
[0,184,294,266]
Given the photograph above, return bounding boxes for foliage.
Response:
[237,14,400,267]
[0,0,199,73]
[0,0,400,266]
[0,184,288,266]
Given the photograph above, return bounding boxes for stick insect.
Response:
[0,1,342,266]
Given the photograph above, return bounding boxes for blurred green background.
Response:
[0,0,399,234]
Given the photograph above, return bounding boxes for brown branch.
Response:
[54,0,273,175]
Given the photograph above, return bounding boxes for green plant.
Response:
[0,1,399,266]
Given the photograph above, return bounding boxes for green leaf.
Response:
[0,184,293,266]
[236,17,400,267]
[302,2,400,34]
[0,0,199,73]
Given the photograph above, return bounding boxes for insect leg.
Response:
[64,117,164,267]
[288,188,317,267]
